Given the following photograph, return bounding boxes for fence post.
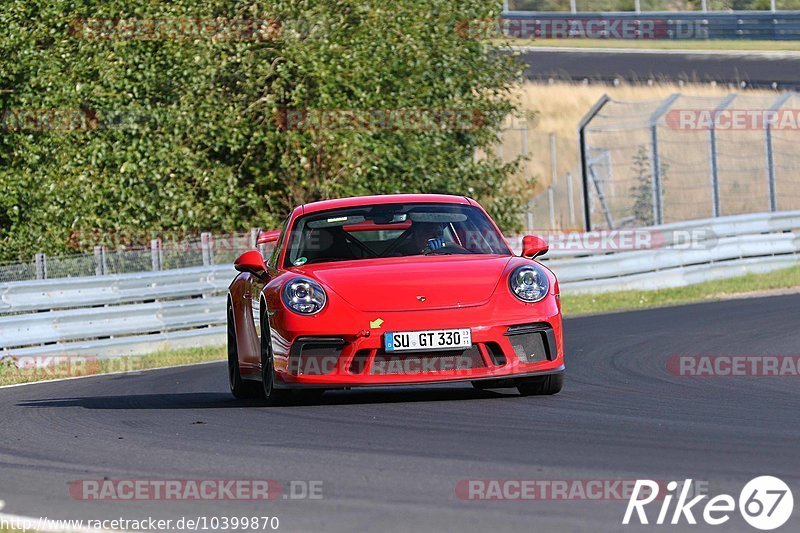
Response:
[522,123,529,180]
[650,126,663,225]
[578,95,611,231]
[765,93,792,213]
[151,239,162,271]
[549,132,557,189]
[648,94,680,226]
[547,187,556,229]
[249,228,259,249]
[201,232,214,266]
[34,253,47,280]
[709,94,737,218]
[570,0,577,13]
[566,172,577,228]
[634,0,641,13]
[93,245,107,276]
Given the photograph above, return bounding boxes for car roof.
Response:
[298,194,474,215]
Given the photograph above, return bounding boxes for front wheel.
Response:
[228,304,262,399]
[517,373,564,396]
[260,308,293,406]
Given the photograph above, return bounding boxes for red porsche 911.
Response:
[227,194,564,404]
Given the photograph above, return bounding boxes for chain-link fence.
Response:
[506,1,800,12]
[0,232,257,283]
[576,92,800,230]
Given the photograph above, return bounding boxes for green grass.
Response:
[0,345,225,387]
[495,38,800,52]
[562,264,800,316]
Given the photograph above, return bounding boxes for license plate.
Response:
[385,329,472,352]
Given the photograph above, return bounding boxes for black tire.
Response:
[228,303,263,399]
[260,305,293,406]
[517,373,564,397]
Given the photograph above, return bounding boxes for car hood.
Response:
[301,255,515,312]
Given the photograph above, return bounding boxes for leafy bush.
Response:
[0,0,525,260]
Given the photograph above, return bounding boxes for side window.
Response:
[267,216,290,269]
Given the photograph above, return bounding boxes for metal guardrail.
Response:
[535,211,800,293]
[0,211,798,358]
[504,1,788,13]
[0,265,232,314]
[0,265,233,359]
[501,11,800,40]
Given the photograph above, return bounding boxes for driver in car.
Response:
[410,222,448,254]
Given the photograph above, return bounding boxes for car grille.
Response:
[369,345,485,375]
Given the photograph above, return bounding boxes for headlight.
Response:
[282,277,327,315]
[509,265,549,303]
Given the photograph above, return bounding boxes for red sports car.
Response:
[228,194,564,404]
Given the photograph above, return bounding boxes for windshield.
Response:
[283,203,510,267]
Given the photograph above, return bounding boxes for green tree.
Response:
[0,0,526,260]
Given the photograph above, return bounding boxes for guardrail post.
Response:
[93,245,107,276]
[201,232,214,266]
[151,239,162,271]
[34,253,47,280]
[765,93,792,213]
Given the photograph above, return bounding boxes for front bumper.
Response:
[271,309,564,388]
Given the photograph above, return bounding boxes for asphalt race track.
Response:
[1,294,798,532]
[519,47,800,89]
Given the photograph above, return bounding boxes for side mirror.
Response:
[234,250,268,278]
[522,235,549,259]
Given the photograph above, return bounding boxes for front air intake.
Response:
[505,323,557,363]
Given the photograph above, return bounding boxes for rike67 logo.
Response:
[624,477,794,530]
